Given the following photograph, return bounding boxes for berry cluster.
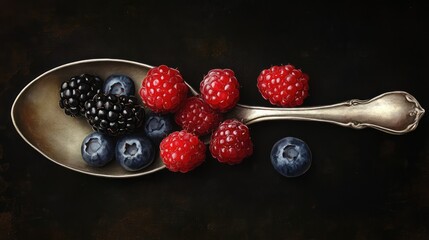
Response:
[60,62,311,176]
[60,74,167,172]
[139,66,252,172]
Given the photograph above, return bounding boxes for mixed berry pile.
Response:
[59,64,312,176]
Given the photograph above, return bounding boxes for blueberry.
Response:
[81,132,115,167]
[103,74,135,96]
[143,113,175,144]
[270,137,312,177]
[116,134,155,171]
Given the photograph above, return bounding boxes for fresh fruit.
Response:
[209,119,253,165]
[81,131,115,167]
[174,96,222,136]
[160,130,206,173]
[59,73,103,117]
[257,65,309,107]
[116,134,155,171]
[139,65,188,113]
[144,112,175,144]
[103,74,135,96]
[200,69,240,112]
[84,93,145,136]
[270,137,312,177]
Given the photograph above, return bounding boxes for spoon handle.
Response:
[232,91,425,135]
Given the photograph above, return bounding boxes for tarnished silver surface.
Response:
[11,59,425,178]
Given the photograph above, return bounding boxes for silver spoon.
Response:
[11,59,425,178]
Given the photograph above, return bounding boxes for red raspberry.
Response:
[200,69,240,112]
[139,65,188,113]
[209,119,253,165]
[174,96,222,136]
[257,65,309,107]
[160,130,206,173]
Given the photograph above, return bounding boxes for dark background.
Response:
[1,0,428,239]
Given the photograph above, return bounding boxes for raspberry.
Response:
[209,119,253,165]
[139,65,188,113]
[257,65,309,107]
[200,69,240,112]
[160,130,206,173]
[174,97,222,136]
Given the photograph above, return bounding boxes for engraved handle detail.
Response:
[232,91,425,135]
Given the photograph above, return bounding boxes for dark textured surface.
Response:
[1,0,429,239]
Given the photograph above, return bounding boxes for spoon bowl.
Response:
[11,59,425,178]
[11,59,165,178]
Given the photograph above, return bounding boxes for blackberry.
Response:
[84,93,145,136]
[59,74,103,117]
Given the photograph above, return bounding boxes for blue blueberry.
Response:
[103,74,135,96]
[270,137,312,177]
[143,113,175,144]
[81,132,115,167]
[116,134,155,171]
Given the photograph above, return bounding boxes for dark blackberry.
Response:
[84,93,145,136]
[59,74,103,117]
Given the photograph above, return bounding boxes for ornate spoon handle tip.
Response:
[233,91,424,135]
